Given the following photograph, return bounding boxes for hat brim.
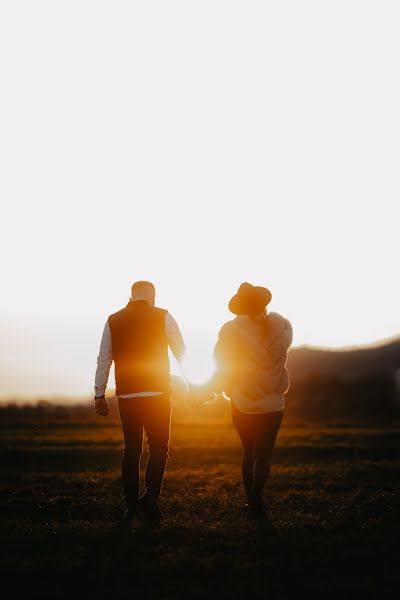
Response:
[228,286,272,315]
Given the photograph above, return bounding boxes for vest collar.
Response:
[126,299,151,309]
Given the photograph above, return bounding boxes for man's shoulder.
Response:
[108,306,128,322]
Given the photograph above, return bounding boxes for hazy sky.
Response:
[1,1,399,396]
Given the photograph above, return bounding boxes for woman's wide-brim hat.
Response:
[228,282,272,316]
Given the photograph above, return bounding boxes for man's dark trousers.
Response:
[118,394,171,510]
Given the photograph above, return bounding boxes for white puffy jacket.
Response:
[215,312,293,414]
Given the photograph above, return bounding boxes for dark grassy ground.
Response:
[1,414,399,599]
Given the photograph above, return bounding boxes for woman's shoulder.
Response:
[268,312,292,335]
[268,311,286,326]
[218,317,239,338]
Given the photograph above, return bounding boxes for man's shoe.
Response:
[138,495,164,526]
[118,507,137,532]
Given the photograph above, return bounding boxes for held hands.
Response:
[94,395,110,417]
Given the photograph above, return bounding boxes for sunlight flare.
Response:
[181,351,216,386]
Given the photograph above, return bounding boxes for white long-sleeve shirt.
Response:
[95,309,186,398]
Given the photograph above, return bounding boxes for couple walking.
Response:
[94,280,292,525]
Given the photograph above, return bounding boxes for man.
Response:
[94,281,186,525]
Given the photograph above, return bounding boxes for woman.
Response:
[214,282,292,517]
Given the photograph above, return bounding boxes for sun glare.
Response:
[181,351,216,386]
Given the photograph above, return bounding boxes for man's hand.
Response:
[94,395,109,416]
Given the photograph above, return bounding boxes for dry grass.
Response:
[1,416,399,599]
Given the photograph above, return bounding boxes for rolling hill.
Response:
[287,337,400,381]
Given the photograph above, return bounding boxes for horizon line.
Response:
[1,333,399,403]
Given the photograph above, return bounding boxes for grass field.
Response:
[1,413,399,599]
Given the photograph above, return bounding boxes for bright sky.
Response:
[1,1,399,396]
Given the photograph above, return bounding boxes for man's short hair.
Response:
[131,280,155,298]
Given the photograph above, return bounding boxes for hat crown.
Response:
[228,282,272,315]
[238,282,256,294]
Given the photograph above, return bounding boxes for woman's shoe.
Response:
[138,494,164,526]
[246,495,268,520]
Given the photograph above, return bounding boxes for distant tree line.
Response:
[1,370,399,423]
[285,370,399,418]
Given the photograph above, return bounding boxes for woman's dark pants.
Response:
[231,401,283,502]
[118,394,171,511]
